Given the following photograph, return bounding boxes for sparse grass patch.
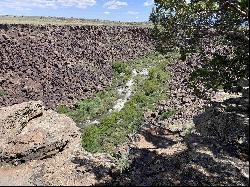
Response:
[57,89,118,123]
[82,53,174,154]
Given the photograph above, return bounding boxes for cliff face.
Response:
[0,24,154,108]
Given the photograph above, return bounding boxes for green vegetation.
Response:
[57,53,176,154]
[112,61,132,86]
[57,59,135,123]
[57,89,118,123]
[0,91,6,97]
[81,53,172,154]
[160,109,177,120]
[113,152,130,173]
[150,0,249,94]
[112,61,131,75]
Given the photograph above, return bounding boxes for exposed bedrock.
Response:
[0,24,155,108]
[0,101,80,166]
[0,101,116,186]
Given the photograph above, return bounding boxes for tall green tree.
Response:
[150,0,249,94]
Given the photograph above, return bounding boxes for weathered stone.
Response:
[0,101,115,186]
[0,101,80,165]
[0,101,44,138]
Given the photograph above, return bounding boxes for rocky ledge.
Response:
[0,101,115,186]
[0,101,79,165]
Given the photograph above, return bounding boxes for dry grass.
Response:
[0,15,152,27]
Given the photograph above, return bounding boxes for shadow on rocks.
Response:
[71,157,115,182]
[108,145,248,186]
[99,96,249,186]
[193,96,249,159]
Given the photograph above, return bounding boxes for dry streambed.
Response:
[81,68,149,127]
[57,53,173,154]
[0,53,173,186]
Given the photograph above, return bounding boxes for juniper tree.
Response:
[150,0,249,94]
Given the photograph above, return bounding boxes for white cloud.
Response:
[104,11,110,14]
[103,0,128,9]
[0,0,96,10]
[144,0,154,7]
[127,11,139,15]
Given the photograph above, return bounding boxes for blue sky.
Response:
[0,0,155,22]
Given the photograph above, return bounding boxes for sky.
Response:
[0,0,155,22]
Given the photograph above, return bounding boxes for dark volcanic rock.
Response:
[0,24,155,109]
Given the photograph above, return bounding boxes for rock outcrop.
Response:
[0,101,115,186]
[0,101,80,165]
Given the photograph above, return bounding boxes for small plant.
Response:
[112,61,131,76]
[149,66,169,83]
[57,105,70,114]
[0,91,6,97]
[160,109,177,120]
[113,152,130,173]
[142,79,160,96]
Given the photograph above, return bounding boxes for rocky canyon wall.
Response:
[0,24,154,108]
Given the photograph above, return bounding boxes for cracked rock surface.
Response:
[0,101,79,165]
[0,101,115,186]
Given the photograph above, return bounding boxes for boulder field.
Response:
[0,24,154,109]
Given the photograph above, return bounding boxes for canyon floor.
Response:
[0,53,249,186]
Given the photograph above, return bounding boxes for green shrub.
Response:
[160,109,177,120]
[149,66,169,83]
[57,90,118,123]
[0,91,6,97]
[82,112,121,153]
[113,152,130,173]
[143,80,160,96]
[112,61,131,76]
[57,105,70,114]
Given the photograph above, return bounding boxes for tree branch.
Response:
[196,28,249,42]
[222,1,248,18]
